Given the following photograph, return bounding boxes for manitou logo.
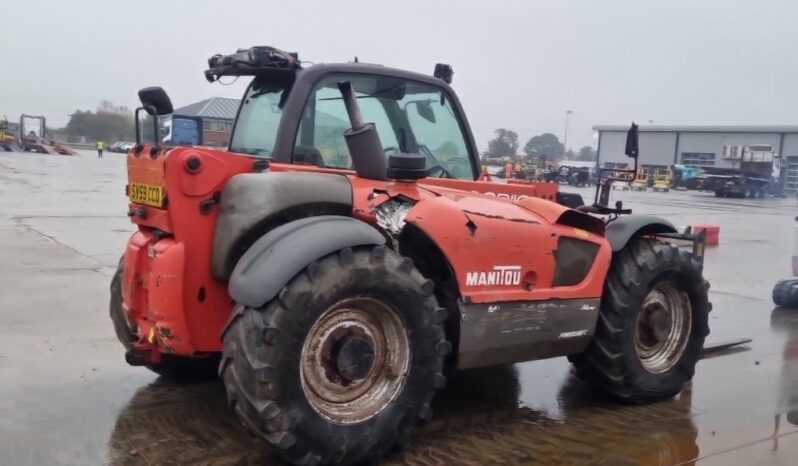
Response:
[475,191,528,202]
[465,265,522,287]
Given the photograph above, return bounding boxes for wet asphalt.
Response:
[0,150,796,465]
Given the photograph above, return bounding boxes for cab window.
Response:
[230,79,289,156]
[295,74,474,179]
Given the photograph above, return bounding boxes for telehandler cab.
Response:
[111,46,710,465]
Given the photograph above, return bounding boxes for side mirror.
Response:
[137,87,173,116]
[134,87,173,150]
[625,122,639,159]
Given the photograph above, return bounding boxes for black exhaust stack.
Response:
[338,81,387,180]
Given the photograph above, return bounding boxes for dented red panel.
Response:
[146,239,193,354]
[123,231,151,326]
[347,174,611,304]
[405,196,611,304]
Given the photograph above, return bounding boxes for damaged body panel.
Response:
[401,194,612,304]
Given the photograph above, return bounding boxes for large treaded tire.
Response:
[109,258,218,381]
[220,245,448,466]
[772,279,798,308]
[571,240,710,403]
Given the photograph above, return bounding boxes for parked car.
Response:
[108,141,125,152]
[119,142,136,152]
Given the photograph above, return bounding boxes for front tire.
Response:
[571,240,710,403]
[220,246,448,465]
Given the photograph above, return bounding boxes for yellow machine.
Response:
[0,118,17,151]
[652,168,671,192]
[631,169,648,191]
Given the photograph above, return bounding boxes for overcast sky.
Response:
[2,0,796,150]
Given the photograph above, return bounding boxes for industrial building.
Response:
[593,125,798,191]
[172,97,240,147]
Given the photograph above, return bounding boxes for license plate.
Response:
[129,182,164,208]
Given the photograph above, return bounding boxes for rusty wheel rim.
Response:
[634,281,692,374]
[300,297,410,424]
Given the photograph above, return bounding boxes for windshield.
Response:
[229,80,289,156]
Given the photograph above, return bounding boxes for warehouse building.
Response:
[172,97,240,147]
[593,125,798,191]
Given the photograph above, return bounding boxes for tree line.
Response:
[47,100,138,143]
[484,128,595,162]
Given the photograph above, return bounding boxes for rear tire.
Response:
[109,258,218,381]
[571,240,710,403]
[772,279,798,308]
[220,246,448,465]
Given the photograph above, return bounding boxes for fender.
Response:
[211,172,352,281]
[228,215,385,308]
[604,215,677,251]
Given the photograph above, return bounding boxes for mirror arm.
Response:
[134,108,142,146]
[134,105,159,151]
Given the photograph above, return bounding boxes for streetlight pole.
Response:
[563,110,573,157]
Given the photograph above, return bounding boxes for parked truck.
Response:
[159,115,203,146]
[704,144,780,198]
[671,164,701,190]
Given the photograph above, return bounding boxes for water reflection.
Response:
[769,307,798,452]
[388,366,699,466]
[106,380,276,465]
[107,364,702,465]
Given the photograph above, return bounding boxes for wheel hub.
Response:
[643,303,673,343]
[635,281,693,374]
[300,297,410,424]
[334,336,375,382]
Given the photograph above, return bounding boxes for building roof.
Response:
[593,125,798,134]
[173,97,240,120]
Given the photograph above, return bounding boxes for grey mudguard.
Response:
[211,172,353,281]
[604,215,677,251]
[228,215,386,308]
